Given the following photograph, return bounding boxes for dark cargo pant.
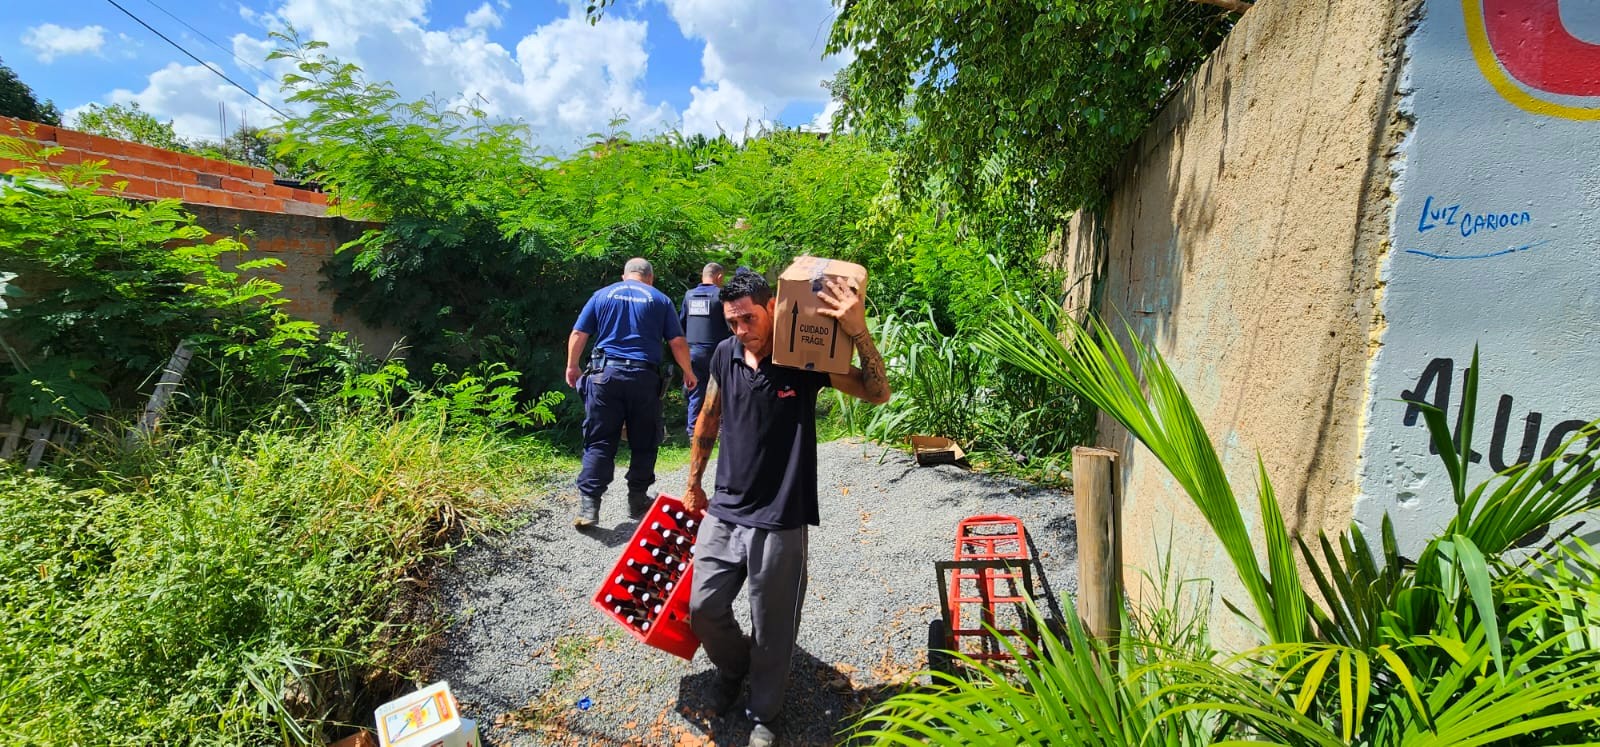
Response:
[685,343,717,438]
[688,514,809,725]
[575,365,662,500]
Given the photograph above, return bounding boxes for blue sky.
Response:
[2,0,847,153]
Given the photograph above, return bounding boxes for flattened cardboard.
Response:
[910,435,968,467]
[772,256,869,374]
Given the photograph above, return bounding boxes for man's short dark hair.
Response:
[721,268,771,306]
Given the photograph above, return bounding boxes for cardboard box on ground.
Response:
[772,257,869,375]
[372,681,480,747]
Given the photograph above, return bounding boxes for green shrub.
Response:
[0,130,314,420]
[0,407,563,745]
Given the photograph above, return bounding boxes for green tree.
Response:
[0,56,61,125]
[827,0,1235,227]
[69,102,186,151]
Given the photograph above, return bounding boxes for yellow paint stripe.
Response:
[1461,0,1600,121]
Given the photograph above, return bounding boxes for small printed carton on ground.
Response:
[772,256,869,374]
[910,435,967,467]
[374,681,481,747]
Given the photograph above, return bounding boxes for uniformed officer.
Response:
[678,262,732,439]
[565,258,698,528]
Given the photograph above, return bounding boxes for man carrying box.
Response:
[682,266,890,747]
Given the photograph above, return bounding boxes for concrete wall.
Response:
[1069,0,1600,645]
[1064,0,1416,647]
[1355,1,1600,553]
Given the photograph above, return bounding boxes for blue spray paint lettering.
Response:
[1458,209,1531,237]
[1415,195,1531,237]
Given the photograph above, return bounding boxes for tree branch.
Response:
[1191,0,1253,13]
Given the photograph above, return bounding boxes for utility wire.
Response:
[103,0,289,121]
[139,0,277,86]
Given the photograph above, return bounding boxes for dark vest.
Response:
[682,284,731,346]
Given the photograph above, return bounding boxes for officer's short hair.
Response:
[720,268,771,306]
[624,257,653,277]
[702,262,724,278]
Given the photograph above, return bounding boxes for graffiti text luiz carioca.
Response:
[1416,195,1533,238]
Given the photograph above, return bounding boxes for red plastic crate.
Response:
[591,492,704,660]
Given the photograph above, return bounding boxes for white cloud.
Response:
[22,23,107,63]
[75,0,848,149]
[682,82,768,139]
[464,3,502,31]
[805,98,842,133]
[660,0,849,138]
[84,0,670,151]
[67,60,280,142]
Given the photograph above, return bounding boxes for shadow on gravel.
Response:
[671,648,910,747]
[576,513,661,548]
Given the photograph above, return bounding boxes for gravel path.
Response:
[430,439,1079,746]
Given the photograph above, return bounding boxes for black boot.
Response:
[574,494,600,528]
[628,489,652,519]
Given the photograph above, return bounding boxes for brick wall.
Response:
[0,115,400,354]
[188,205,401,355]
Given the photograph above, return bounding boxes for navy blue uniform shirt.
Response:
[707,337,833,530]
[575,280,684,364]
[680,283,732,347]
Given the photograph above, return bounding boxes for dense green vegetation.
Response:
[265,30,1088,465]
[829,0,1235,226]
[0,406,565,745]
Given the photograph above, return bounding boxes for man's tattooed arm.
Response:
[687,375,722,490]
[847,329,892,404]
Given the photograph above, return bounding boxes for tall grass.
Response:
[0,407,561,745]
[827,306,1094,481]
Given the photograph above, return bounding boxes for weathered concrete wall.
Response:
[186,205,399,355]
[1065,0,1416,647]
[1355,1,1600,552]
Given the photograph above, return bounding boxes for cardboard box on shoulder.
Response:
[374,681,481,747]
[772,256,869,375]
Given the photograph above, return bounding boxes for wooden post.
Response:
[128,341,193,446]
[1072,446,1123,645]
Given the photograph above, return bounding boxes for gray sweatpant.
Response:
[688,514,809,725]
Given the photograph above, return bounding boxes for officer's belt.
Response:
[594,356,653,370]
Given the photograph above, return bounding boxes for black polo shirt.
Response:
[708,336,833,530]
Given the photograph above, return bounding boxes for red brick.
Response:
[54,128,97,151]
[220,176,267,196]
[182,185,230,206]
[147,146,182,167]
[0,121,55,144]
[176,153,207,172]
[104,175,159,198]
[289,188,328,205]
[101,156,142,178]
[114,140,165,166]
[143,163,178,182]
[248,166,277,184]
